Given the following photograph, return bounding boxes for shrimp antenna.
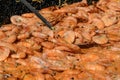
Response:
[20,0,53,30]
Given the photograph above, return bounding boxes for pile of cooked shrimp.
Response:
[0,0,120,80]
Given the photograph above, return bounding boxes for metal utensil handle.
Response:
[20,0,53,30]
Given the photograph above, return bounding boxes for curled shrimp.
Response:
[3,34,16,43]
[0,46,10,61]
[62,30,76,44]
[0,41,17,52]
[80,53,100,62]
[96,0,109,11]
[32,32,48,39]
[92,34,108,44]
[23,74,36,80]
[45,74,55,80]
[22,13,34,18]
[17,32,30,40]
[11,50,26,59]
[0,30,6,40]
[101,14,119,26]
[1,24,15,31]
[54,5,78,13]
[41,41,55,49]
[74,9,88,22]
[10,15,28,26]
[107,1,120,11]
[84,63,105,72]
[92,18,105,29]
[62,16,77,28]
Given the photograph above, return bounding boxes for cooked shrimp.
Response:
[23,74,36,80]
[80,24,96,41]
[96,0,109,11]
[35,73,45,80]
[3,34,16,43]
[22,13,34,18]
[84,63,105,71]
[0,46,10,61]
[41,41,55,49]
[102,50,120,61]
[32,32,48,39]
[1,24,15,31]
[0,30,6,40]
[107,1,120,11]
[62,16,77,28]
[80,53,100,62]
[11,51,26,59]
[45,74,55,80]
[0,41,17,51]
[92,18,105,29]
[101,14,119,26]
[62,30,75,44]
[74,10,88,22]
[17,32,30,40]
[54,5,78,13]
[92,34,108,44]
[10,15,28,26]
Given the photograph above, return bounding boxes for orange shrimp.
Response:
[1,24,15,31]
[107,1,120,11]
[10,15,28,26]
[0,41,17,52]
[62,30,76,44]
[22,13,34,18]
[32,32,48,39]
[0,46,10,61]
[83,63,105,72]
[0,30,6,40]
[3,34,16,43]
[41,41,55,49]
[92,34,108,44]
[17,32,30,40]
[101,14,119,26]
[23,74,36,80]
[54,5,78,13]
[92,18,105,29]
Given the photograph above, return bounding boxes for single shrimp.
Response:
[35,73,45,80]
[0,30,6,40]
[1,24,15,31]
[32,32,48,39]
[23,74,36,80]
[0,41,17,52]
[44,74,55,80]
[41,41,55,49]
[10,15,28,26]
[22,13,34,18]
[17,32,30,40]
[107,1,120,11]
[0,46,10,61]
[96,0,109,11]
[92,34,108,44]
[101,14,119,26]
[74,9,88,22]
[11,49,26,59]
[62,16,77,28]
[83,63,105,72]
[80,24,96,41]
[92,18,105,29]
[62,30,76,44]
[3,34,16,43]
[102,50,120,61]
[54,5,78,14]
[80,53,100,62]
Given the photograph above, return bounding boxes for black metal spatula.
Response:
[20,0,53,30]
